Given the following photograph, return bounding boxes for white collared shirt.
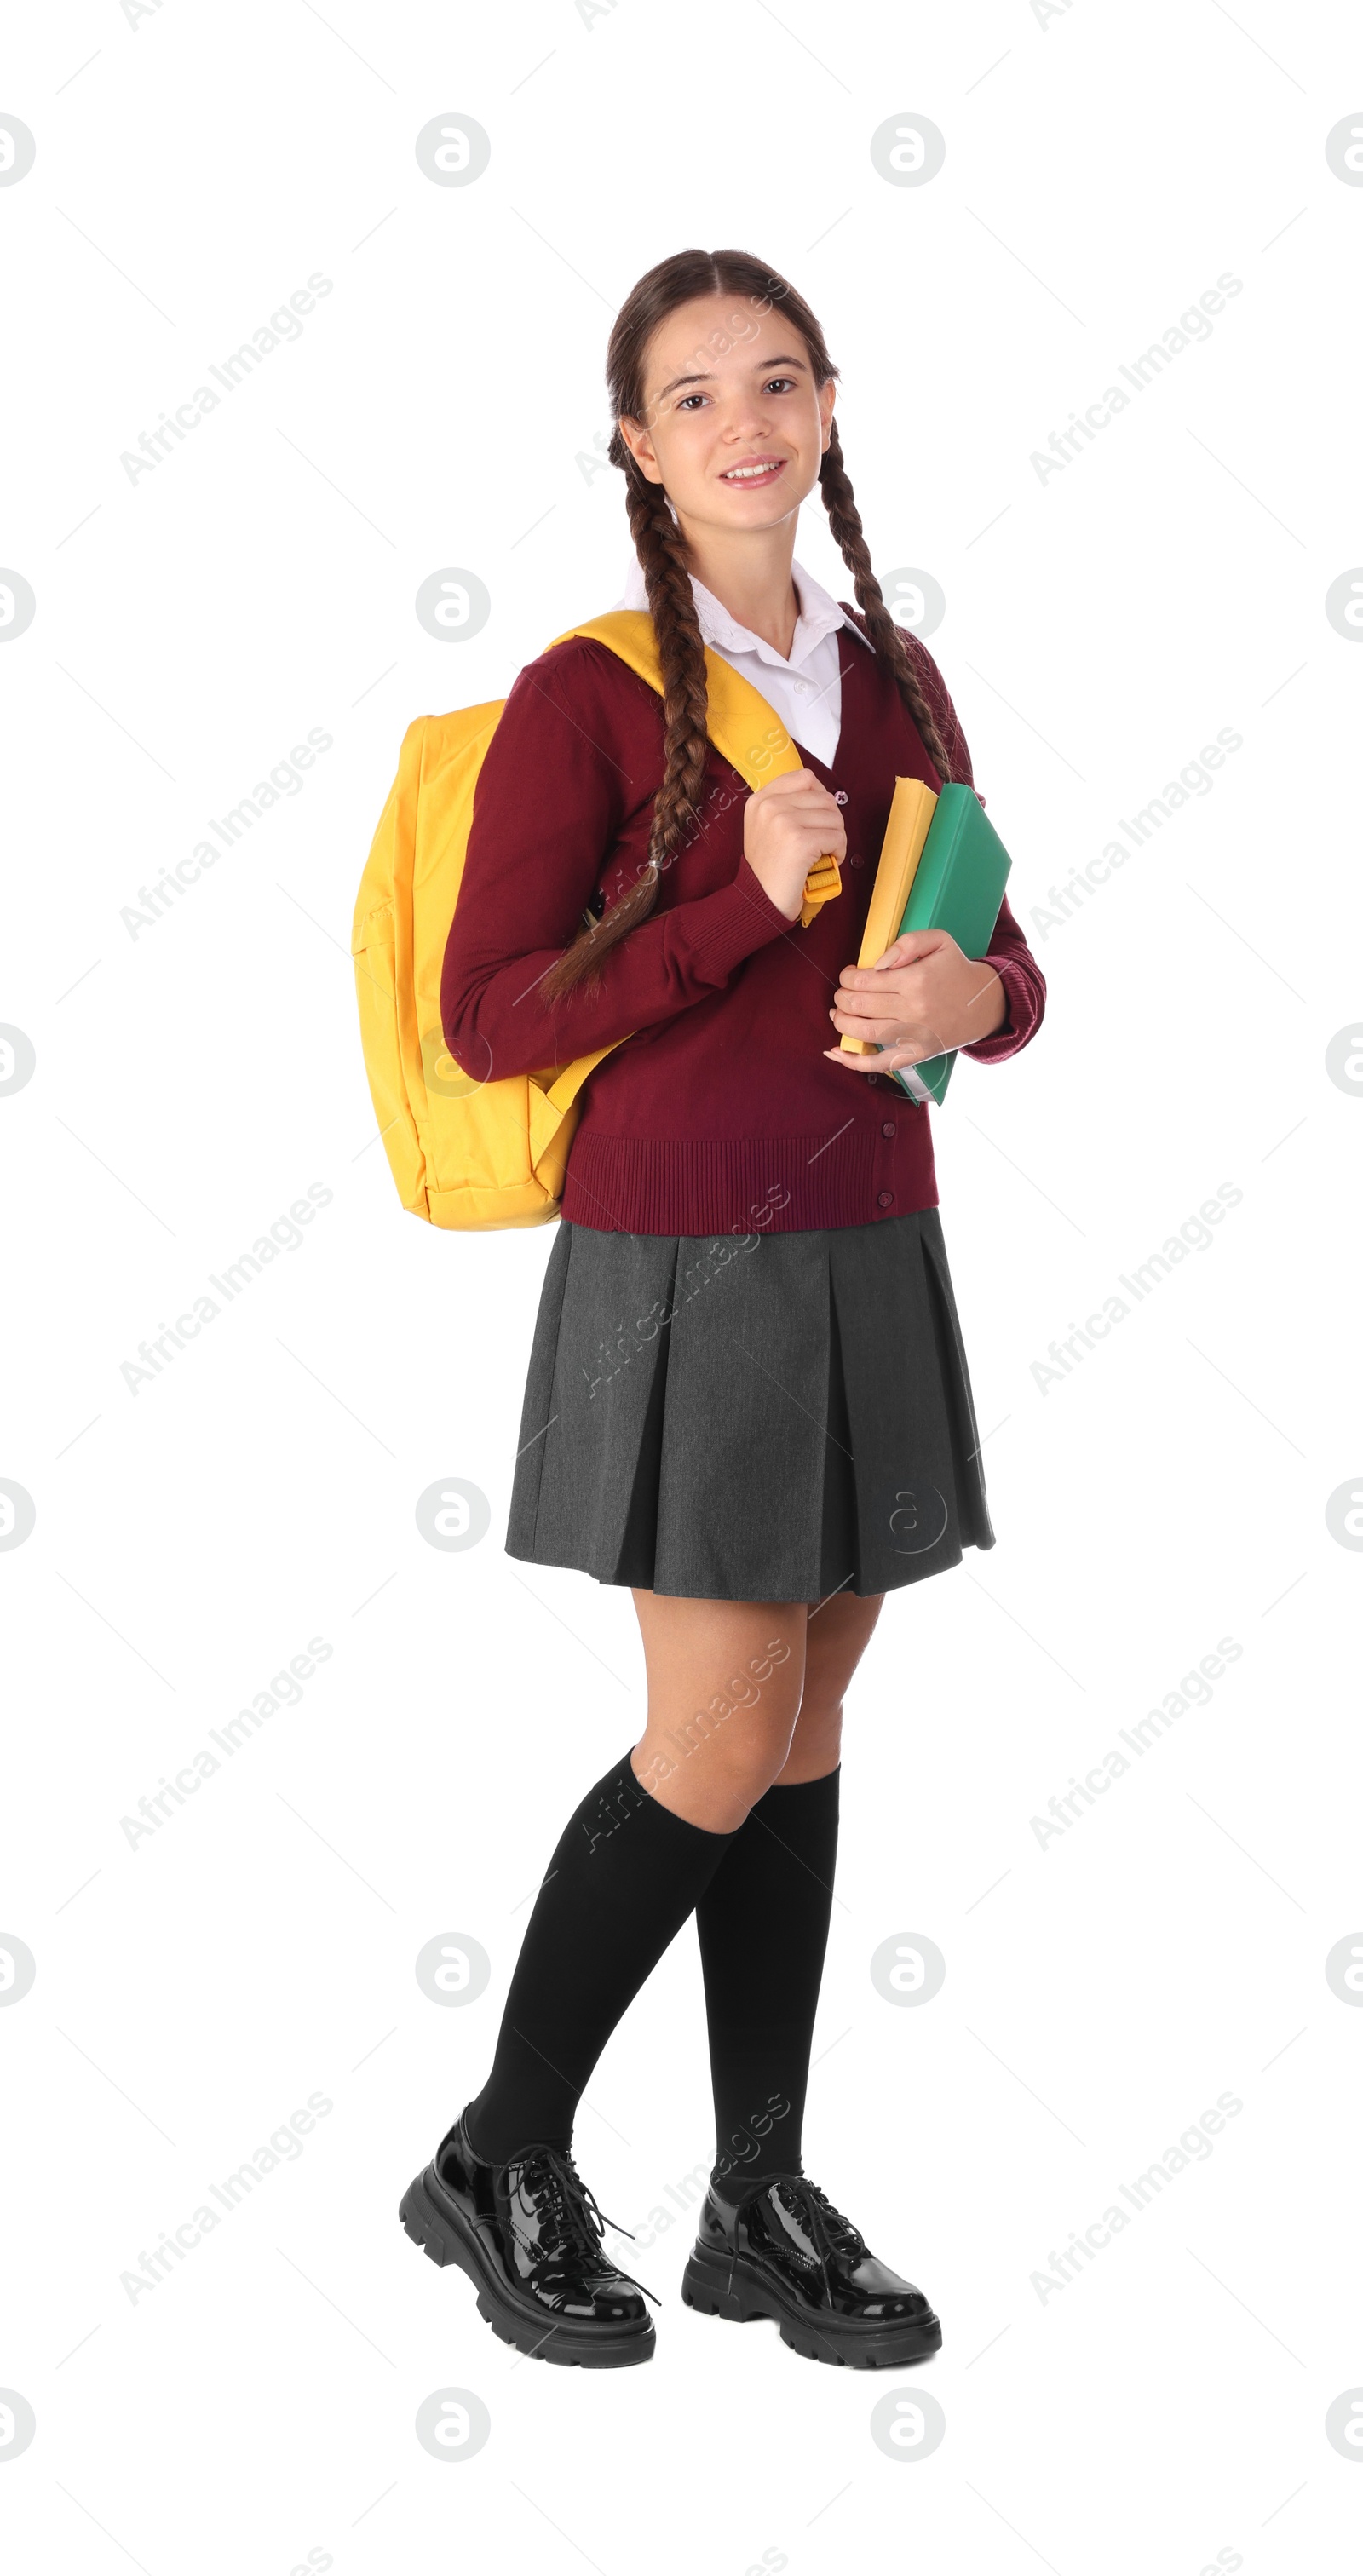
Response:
[612,555,874,768]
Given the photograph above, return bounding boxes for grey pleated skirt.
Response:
[505,1209,995,1604]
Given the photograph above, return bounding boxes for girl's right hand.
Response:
[742,770,848,922]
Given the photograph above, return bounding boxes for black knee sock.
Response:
[693,1767,840,2186]
[464,1750,738,2164]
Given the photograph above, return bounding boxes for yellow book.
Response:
[840,775,938,1051]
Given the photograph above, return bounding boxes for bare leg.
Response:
[774,1588,885,1782]
[630,1590,808,1833]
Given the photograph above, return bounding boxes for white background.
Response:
[2,1,1360,2568]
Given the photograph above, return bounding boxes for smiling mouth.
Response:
[719,459,787,486]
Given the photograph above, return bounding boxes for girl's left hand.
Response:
[823,927,1007,1072]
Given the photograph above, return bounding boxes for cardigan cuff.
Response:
[959,957,1038,1064]
[684,857,795,981]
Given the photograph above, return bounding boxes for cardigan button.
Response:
[834,790,848,805]
[881,1120,896,1138]
[877,1190,894,1208]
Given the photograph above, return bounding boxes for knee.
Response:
[633,1643,807,1826]
[776,1696,843,1784]
[703,1705,802,1812]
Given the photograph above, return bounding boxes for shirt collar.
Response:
[615,555,875,670]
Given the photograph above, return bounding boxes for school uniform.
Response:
[441,562,1045,1602]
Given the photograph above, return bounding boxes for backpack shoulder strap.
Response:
[549,611,805,793]
[549,609,841,929]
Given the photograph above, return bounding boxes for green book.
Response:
[889,785,1012,1107]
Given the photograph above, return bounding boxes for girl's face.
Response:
[618,292,836,540]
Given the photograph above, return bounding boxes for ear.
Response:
[818,379,837,453]
[618,413,665,486]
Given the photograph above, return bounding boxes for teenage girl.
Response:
[399,247,1045,2370]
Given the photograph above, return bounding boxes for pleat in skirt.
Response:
[505,1209,995,1604]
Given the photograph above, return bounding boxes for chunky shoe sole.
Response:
[682,2244,941,2369]
[399,2168,655,2369]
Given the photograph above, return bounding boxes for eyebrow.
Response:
[654,352,811,401]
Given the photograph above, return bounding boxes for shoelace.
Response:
[779,2176,867,2286]
[511,2146,661,2304]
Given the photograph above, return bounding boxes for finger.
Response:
[829,998,933,1041]
[822,1045,917,1074]
[866,929,948,972]
[831,980,916,1014]
[823,1043,922,1072]
[756,783,843,826]
[863,1044,925,1070]
[838,961,926,993]
[823,1044,883,1072]
[785,799,843,837]
[831,1015,927,1047]
[751,767,824,801]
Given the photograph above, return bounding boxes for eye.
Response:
[676,393,710,411]
[763,377,797,394]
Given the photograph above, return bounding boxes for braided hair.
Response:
[538,247,956,1003]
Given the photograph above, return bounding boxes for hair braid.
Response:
[538,458,710,1003]
[818,422,957,785]
[625,462,712,870]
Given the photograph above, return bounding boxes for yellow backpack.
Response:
[351,610,842,1230]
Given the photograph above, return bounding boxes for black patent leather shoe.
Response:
[682,2169,941,2367]
[400,2109,655,2367]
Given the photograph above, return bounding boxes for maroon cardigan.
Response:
[440,612,1045,1236]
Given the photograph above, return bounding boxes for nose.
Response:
[716,391,774,443]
